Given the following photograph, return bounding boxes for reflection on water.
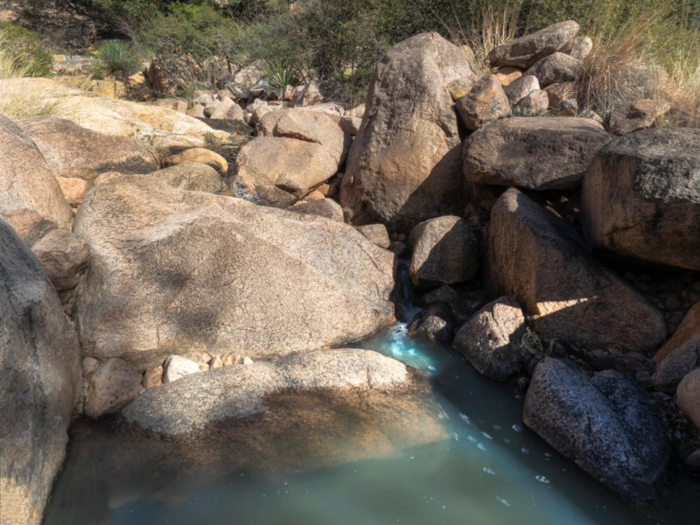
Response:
[45,324,700,525]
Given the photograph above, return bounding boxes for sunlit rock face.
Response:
[43,351,446,524]
[73,175,396,370]
[486,188,665,353]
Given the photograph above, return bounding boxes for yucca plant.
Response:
[92,40,142,97]
[262,58,302,100]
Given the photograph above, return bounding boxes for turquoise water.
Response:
[45,322,700,525]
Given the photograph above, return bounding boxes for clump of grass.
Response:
[262,58,302,100]
[92,40,142,97]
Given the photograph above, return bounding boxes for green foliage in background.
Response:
[0,23,52,77]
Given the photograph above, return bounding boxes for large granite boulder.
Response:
[23,117,159,183]
[340,33,481,232]
[488,21,580,69]
[463,117,613,191]
[0,218,82,525]
[524,358,669,499]
[232,109,348,207]
[453,296,527,382]
[0,78,229,149]
[582,128,700,271]
[487,189,665,352]
[409,215,480,288]
[73,175,395,370]
[0,115,73,229]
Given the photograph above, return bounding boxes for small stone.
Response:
[243,357,254,365]
[210,355,223,369]
[495,67,523,87]
[143,366,163,389]
[82,357,99,377]
[85,358,143,419]
[163,355,201,384]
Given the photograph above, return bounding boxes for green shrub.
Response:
[0,23,51,77]
[92,40,142,94]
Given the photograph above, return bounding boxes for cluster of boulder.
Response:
[1,17,699,525]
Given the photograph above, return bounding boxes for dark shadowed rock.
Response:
[653,338,700,393]
[340,33,480,232]
[292,198,345,222]
[677,368,700,432]
[407,303,457,343]
[524,52,583,88]
[455,74,510,130]
[488,21,579,69]
[147,163,225,194]
[23,117,159,182]
[453,297,527,382]
[656,302,700,364]
[409,215,480,288]
[582,128,700,271]
[487,189,665,352]
[0,218,81,525]
[524,358,669,499]
[463,117,612,190]
[73,175,395,370]
[31,229,90,303]
[0,115,73,229]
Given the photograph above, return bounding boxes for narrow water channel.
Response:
[45,269,700,525]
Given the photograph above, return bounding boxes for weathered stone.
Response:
[488,21,580,69]
[512,89,549,115]
[292,198,344,222]
[0,209,57,246]
[454,297,527,381]
[340,33,480,232]
[85,358,143,419]
[409,215,480,288]
[0,218,81,525]
[525,52,583,88]
[544,82,576,108]
[487,189,666,352]
[56,177,90,207]
[339,115,362,135]
[656,302,700,363]
[31,229,90,302]
[355,224,391,249]
[608,99,670,136]
[0,115,73,229]
[463,117,612,190]
[419,285,459,306]
[292,81,323,107]
[187,104,205,118]
[677,368,700,431]
[148,163,225,194]
[124,349,409,436]
[582,128,700,271]
[557,98,578,116]
[524,358,669,499]
[563,36,593,61]
[206,97,244,120]
[407,303,456,343]
[23,117,159,182]
[495,66,523,86]
[163,355,201,384]
[73,176,395,370]
[165,148,228,177]
[652,339,700,393]
[143,366,163,390]
[155,98,188,113]
[298,102,345,122]
[447,77,476,100]
[0,78,229,150]
[503,75,540,105]
[456,74,510,130]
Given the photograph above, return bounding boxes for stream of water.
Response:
[45,267,700,525]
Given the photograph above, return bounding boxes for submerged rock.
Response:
[453,297,527,382]
[582,128,700,271]
[340,32,480,232]
[0,115,73,229]
[524,358,669,499]
[0,218,81,525]
[463,117,612,191]
[486,189,665,353]
[73,175,395,370]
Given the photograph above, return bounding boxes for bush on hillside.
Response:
[0,23,51,77]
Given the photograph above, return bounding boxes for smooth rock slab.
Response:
[124,349,409,436]
[524,358,669,499]
[463,117,613,191]
[487,189,665,353]
[582,128,700,271]
[73,175,395,370]
[0,218,81,525]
